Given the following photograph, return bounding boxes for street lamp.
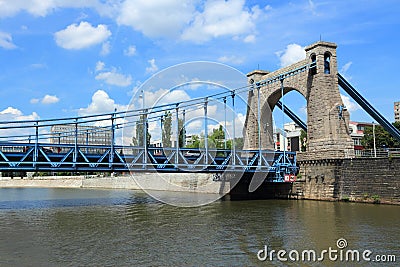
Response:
[139,89,148,167]
[372,122,376,158]
[139,89,145,110]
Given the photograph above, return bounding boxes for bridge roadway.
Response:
[0,142,298,182]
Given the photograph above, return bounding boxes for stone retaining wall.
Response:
[0,173,230,195]
[295,157,400,205]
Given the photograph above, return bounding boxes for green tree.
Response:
[186,134,200,148]
[131,136,138,146]
[300,129,307,152]
[135,115,151,146]
[162,111,172,147]
[361,122,400,149]
[186,132,244,150]
[178,118,186,148]
[209,125,225,149]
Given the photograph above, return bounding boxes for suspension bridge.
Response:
[1,41,399,184]
[0,77,299,182]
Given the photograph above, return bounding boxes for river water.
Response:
[0,188,398,266]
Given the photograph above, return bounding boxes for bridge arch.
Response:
[243,41,354,159]
[267,86,306,110]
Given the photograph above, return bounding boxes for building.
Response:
[395,101,400,122]
[284,122,302,151]
[50,124,112,153]
[274,122,303,152]
[149,136,178,148]
[274,121,375,155]
[348,121,378,156]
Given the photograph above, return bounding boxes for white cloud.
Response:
[54,21,111,50]
[30,98,40,104]
[0,0,55,17]
[78,90,128,129]
[117,0,195,38]
[0,106,39,121]
[0,31,17,49]
[299,106,307,115]
[341,94,360,112]
[30,94,60,104]
[146,59,158,74]
[340,61,353,74]
[124,45,136,56]
[224,112,245,138]
[218,55,244,65]
[118,0,265,43]
[184,110,244,139]
[100,41,111,55]
[307,0,318,16]
[42,94,59,104]
[185,119,202,134]
[30,63,46,69]
[0,107,40,140]
[0,1,118,18]
[181,0,262,43]
[340,62,353,80]
[0,106,22,116]
[243,34,256,43]
[78,90,127,116]
[2,1,263,44]
[95,61,105,72]
[95,68,132,87]
[143,88,191,108]
[276,44,306,67]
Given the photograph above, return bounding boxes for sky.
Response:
[0,0,400,144]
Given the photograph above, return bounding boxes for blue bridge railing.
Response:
[0,142,298,182]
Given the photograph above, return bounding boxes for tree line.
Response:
[132,111,243,149]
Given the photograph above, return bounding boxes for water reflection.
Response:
[0,188,398,266]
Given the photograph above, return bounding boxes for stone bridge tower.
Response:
[243,41,354,159]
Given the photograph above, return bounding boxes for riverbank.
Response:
[0,173,230,195]
[1,172,399,205]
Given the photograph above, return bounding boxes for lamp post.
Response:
[372,122,376,158]
[140,90,145,110]
[139,90,147,166]
[139,90,146,147]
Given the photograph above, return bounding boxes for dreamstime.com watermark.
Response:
[257,238,397,263]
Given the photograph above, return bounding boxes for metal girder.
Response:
[276,100,307,132]
[0,143,298,181]
[338,73,400,142]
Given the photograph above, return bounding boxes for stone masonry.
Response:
[243,41,354,159]
[293,157,400,205]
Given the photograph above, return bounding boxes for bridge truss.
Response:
[0,63,318,182]
[0,142,298,182]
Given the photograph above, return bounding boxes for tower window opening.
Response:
[324,53,331,74]
[310,54,317,75]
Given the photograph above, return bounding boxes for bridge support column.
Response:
[243,70,274,150]
[243,41,354,160]
[301,42,354,159]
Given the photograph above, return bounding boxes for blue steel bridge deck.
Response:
[0,142,298,182]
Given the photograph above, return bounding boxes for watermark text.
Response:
[257,238,396,263]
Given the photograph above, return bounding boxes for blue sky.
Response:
[0,0,400,143]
